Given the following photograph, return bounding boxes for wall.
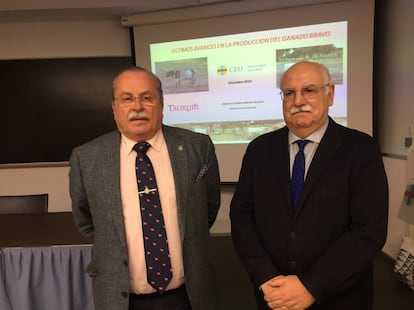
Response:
[0,0,412,256]
[0,19,130,59]
[376,0,414,157]
[382,157,409,257]
[0,163,232,233]
[374,0,414,258]
[0,19,128,210]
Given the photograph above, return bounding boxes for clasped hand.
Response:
[261,275,315,310]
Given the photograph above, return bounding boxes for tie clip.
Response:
[138,186,157,195]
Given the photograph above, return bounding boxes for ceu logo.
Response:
[229,66,243,72]
[217,65,228,76]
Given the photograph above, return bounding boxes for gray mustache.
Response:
[290,105,312,114]
[128,111,150,121]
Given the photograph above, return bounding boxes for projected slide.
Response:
[151,21,347,144]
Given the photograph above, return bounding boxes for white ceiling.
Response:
[0,0,343,23]
[0,0,241,22]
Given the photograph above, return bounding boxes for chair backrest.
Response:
[0,194,49,214]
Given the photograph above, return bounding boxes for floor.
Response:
[212,235,414,310]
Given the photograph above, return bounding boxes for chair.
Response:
[0,194,49,214]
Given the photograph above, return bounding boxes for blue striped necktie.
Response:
[291,140,309,211]
[133,141,172,292]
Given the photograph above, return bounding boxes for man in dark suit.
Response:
[69,66,221,310]
[230,61,388,310]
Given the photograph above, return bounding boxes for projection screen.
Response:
[124,0,375,182]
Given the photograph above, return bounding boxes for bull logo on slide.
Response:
[166,69,197,88]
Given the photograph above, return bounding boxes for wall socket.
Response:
[405,137,412,147]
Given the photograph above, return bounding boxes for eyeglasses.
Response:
[279,83,330,101]
[113,93,159,106]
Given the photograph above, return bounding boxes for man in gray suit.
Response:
[69,66,221,310]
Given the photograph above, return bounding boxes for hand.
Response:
[261,275,315,310]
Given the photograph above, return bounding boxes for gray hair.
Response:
[112,66,164,103]
[280,61,332,87]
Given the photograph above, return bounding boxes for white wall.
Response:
[0,166,71,212]
[376,0,414,157]
[0,19,130,59]
[382,157,410,258]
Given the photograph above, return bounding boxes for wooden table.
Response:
[0,211,89,247]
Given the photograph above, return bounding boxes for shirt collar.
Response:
[288,118,329,146]
[121,128,164,155]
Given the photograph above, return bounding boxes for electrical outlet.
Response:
[405,137,412,147]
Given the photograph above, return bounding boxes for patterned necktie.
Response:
[133,141,172,292]
[291,140,309,211]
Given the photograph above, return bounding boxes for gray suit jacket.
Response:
[69,125,221,310]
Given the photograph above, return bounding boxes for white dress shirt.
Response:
[288,118,329,178]
[119,129,184,294]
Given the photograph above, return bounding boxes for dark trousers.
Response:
[128,285,192,310]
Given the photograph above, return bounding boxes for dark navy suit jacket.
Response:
[230,118,388,309]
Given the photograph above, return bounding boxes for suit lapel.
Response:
[299,120,343,212]
[162,126,188,243]
[269,127,293,213]
[101,132,127,246]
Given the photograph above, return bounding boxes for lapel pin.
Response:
[178,145,184,151]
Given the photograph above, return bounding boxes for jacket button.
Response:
[122,291,128,298]
[290,232,296,239]
[290,260,297,270]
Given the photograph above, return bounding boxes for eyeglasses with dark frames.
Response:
[279,83,330,101]
[113,93,159,106]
